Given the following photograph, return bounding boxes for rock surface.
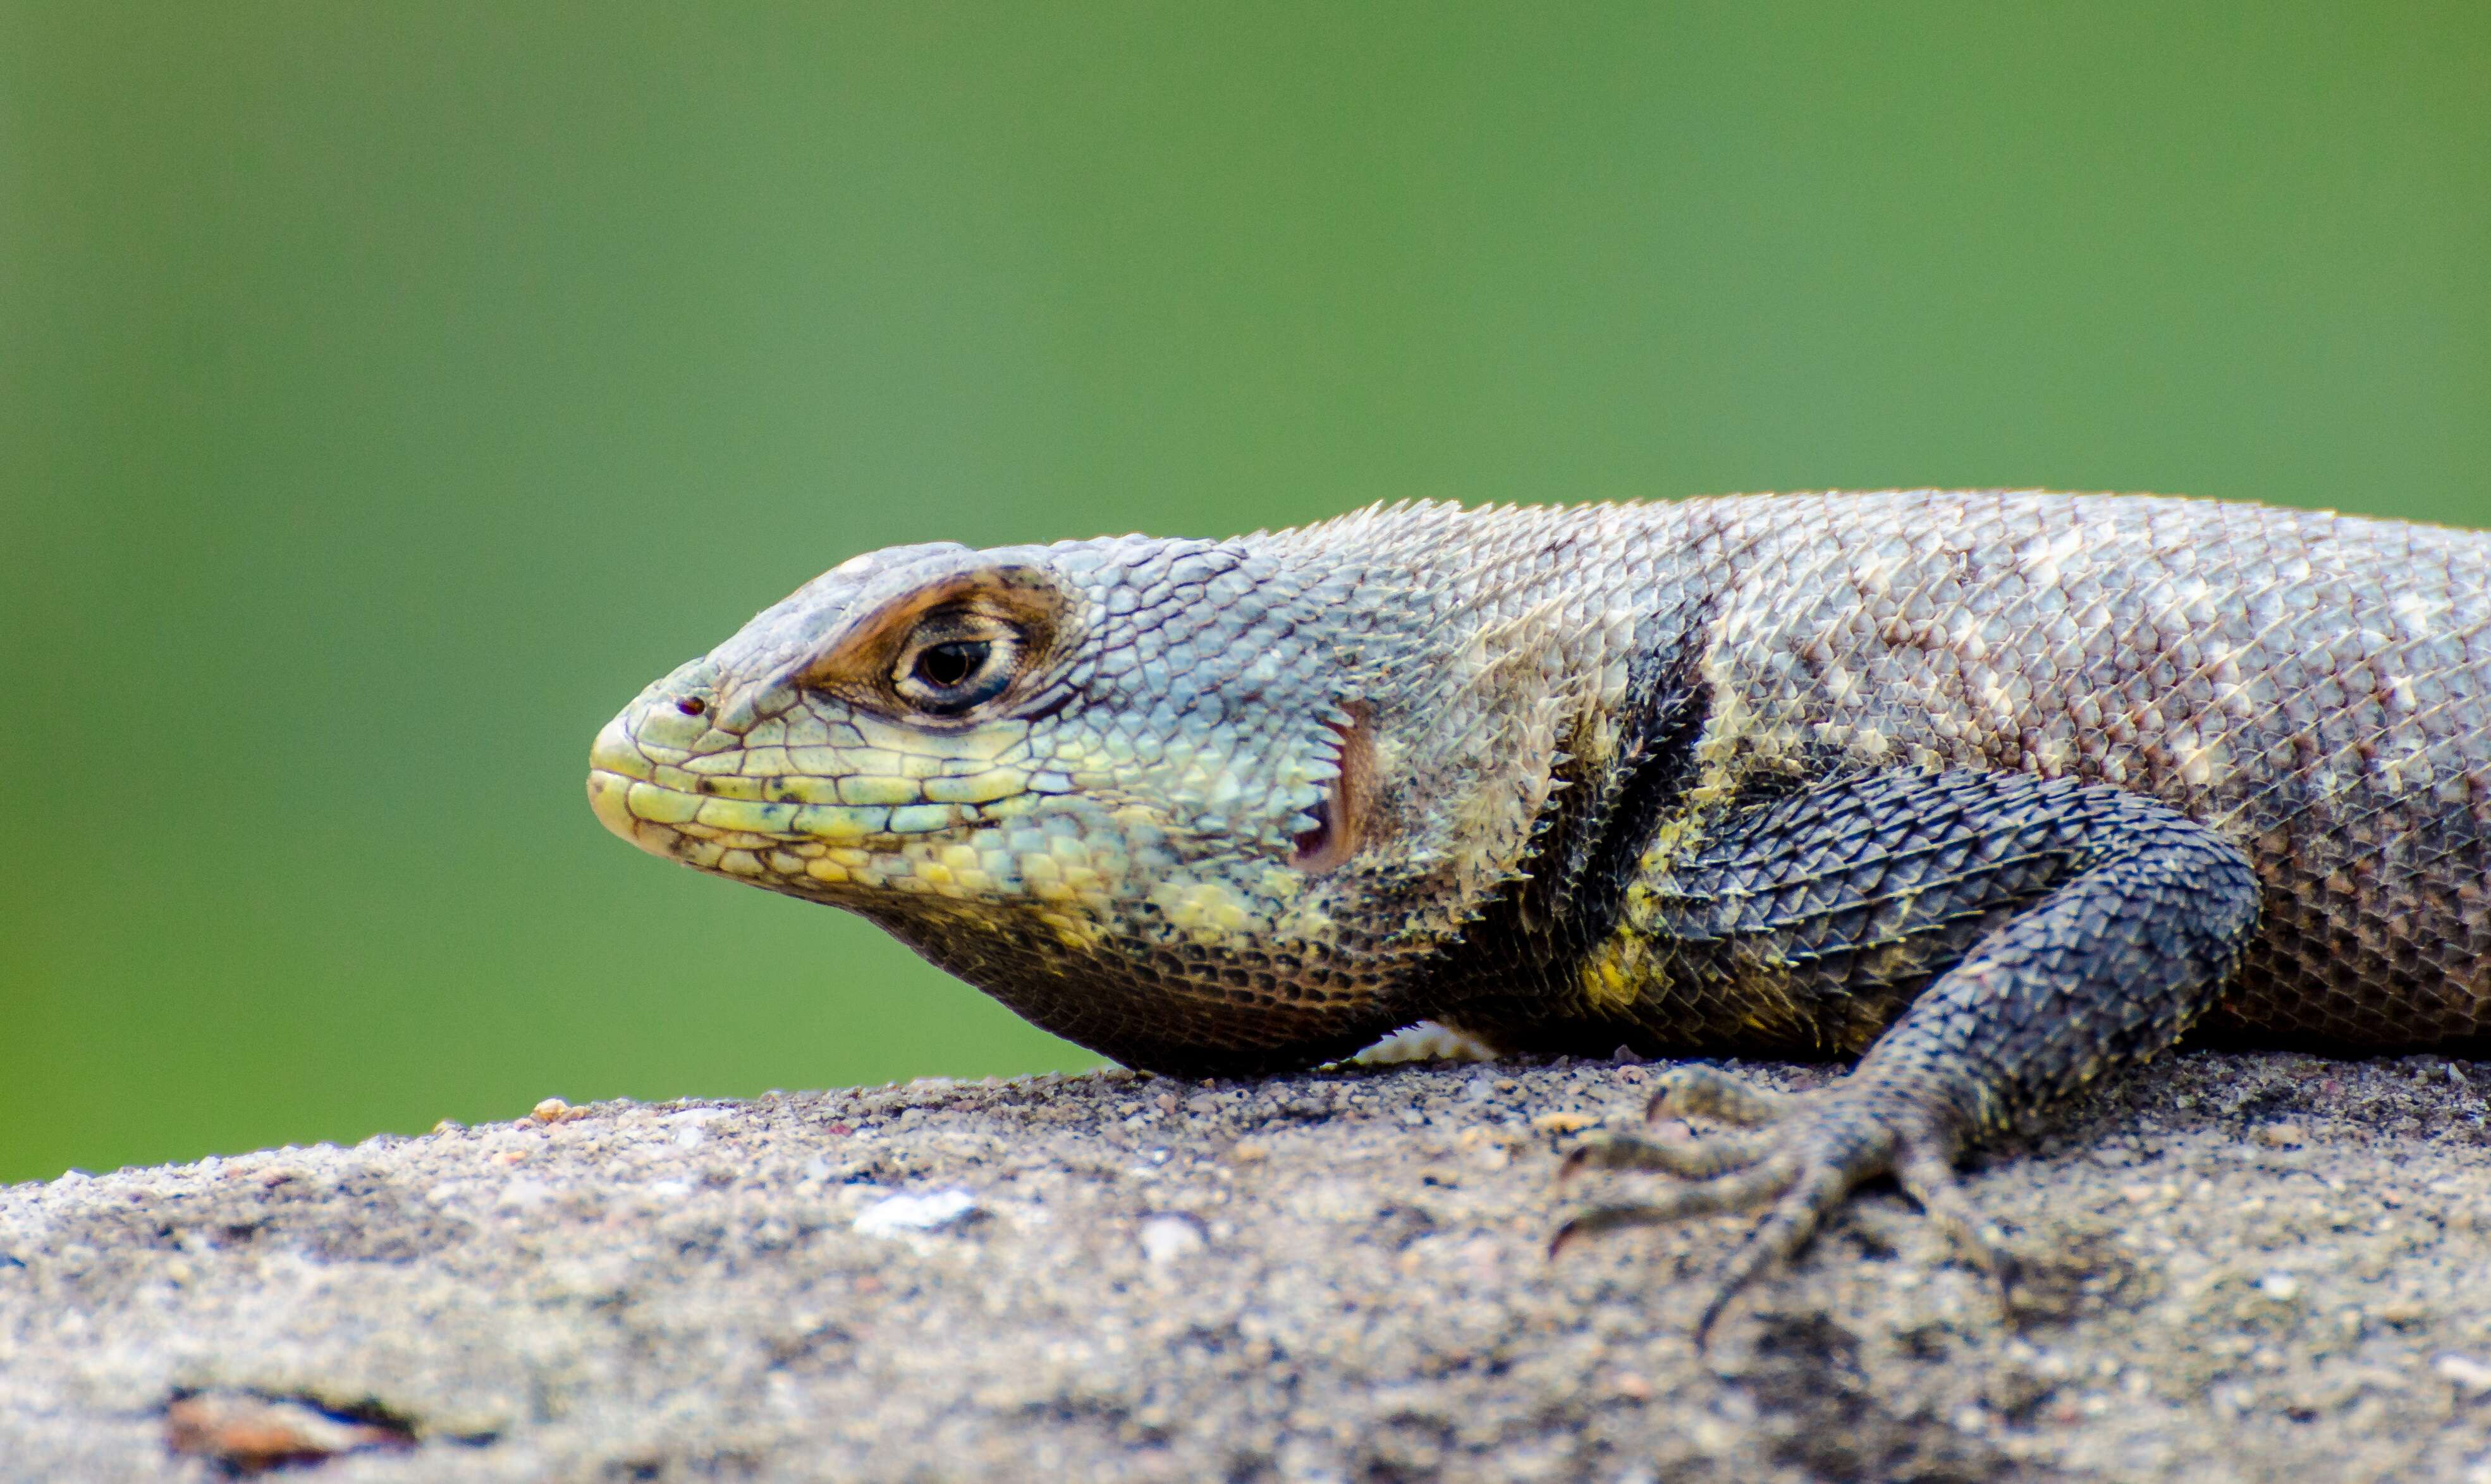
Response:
[5,1052,2491,1481]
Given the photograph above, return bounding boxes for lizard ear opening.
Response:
[795,561,1074,722]
[1291,707,1372,873]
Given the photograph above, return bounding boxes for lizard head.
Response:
[587,525,1561,1073]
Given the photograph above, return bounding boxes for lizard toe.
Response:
[1564,1067,1997,1342]
[1694,1159,1858,1341]
[1644,1063,1798,1127]
[1895,1144,2019,1303]
[1549,1153,1802,1257]
[1557,1127,1775,1185]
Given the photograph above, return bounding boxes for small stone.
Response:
[1229,1140,1270,1164]
[530,1098,573,1124]
[2254,1123,2306,1148]
[496,1177,552,1209]
[167,1390,411,1472]
[1137,1213,1207,1265]
[1531,1110,1597,1134]
[2256,1272,2301,1301]
[853,1189,978,1237]
[2436,1353,2491,1397]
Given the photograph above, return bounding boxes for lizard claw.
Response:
[1557,1063,2002,1344]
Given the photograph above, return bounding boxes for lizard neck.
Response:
[1252,502,1725,1020]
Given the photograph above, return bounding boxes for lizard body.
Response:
[590,491,2491,1322]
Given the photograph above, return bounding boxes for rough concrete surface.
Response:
[6,1052,2491,1482]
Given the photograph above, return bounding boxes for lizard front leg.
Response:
[1550,770,2261,1338]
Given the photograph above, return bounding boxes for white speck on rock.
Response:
[854,1189,978,1237]
[1138,1213,1207,1265]
[496,1178,553,1210]
[2436,1353,2491,1397]
[2257,1272,2301,1301]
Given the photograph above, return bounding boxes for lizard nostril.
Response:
[675,696,707,717]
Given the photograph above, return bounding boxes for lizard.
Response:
[587,490,2491,1332]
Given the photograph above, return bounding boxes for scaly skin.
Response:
[589,492,2491,1330]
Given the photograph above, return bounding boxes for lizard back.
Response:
[1375,492,2491,1052]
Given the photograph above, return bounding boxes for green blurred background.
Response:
[4,4,2485,1183]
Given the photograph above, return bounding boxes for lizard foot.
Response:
[1551,1064,2012,1341]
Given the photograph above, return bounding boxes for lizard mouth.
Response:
[1290,707,1371,873]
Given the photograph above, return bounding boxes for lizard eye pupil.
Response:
[890,626,1017,715]
[914,640,990,691]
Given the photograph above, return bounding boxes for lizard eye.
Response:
[893,628,1016,714]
